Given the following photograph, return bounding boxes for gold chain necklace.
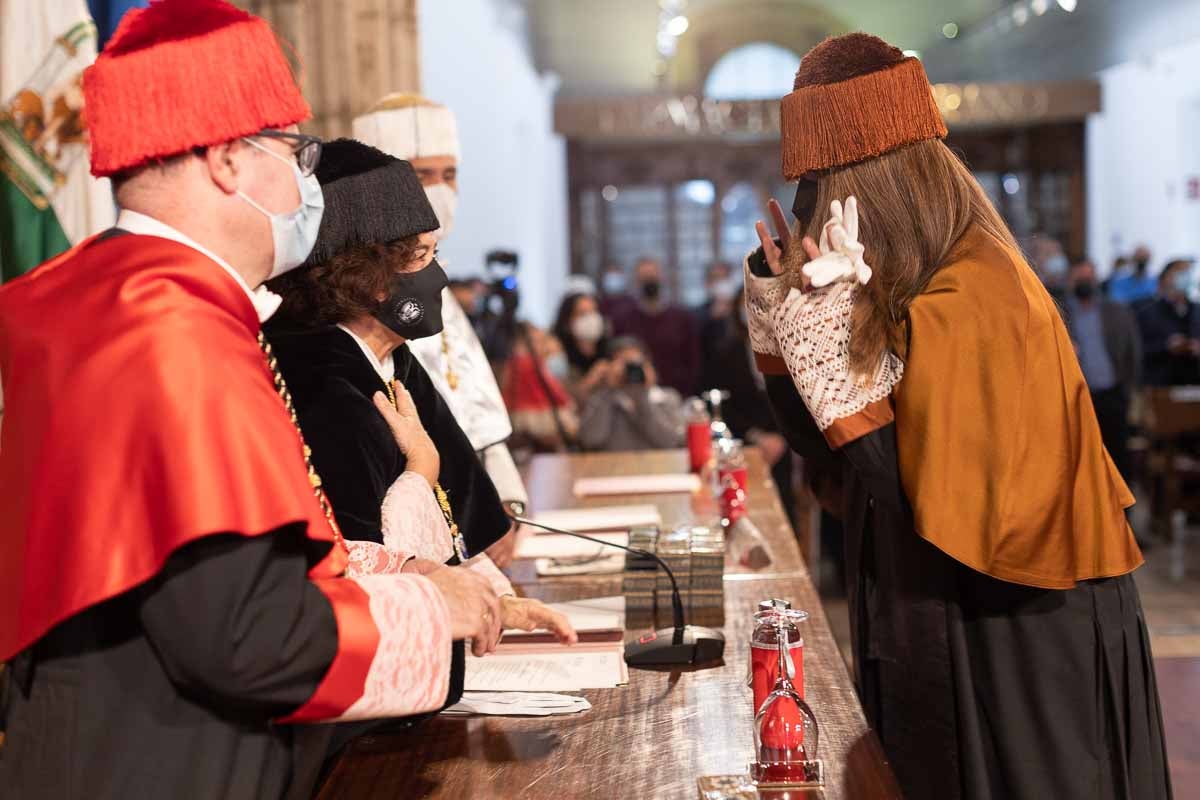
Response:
[384,380,468,562]
[258,333,348,565]
[441,331,459,391]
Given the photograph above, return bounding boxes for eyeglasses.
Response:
[252,129,323,176]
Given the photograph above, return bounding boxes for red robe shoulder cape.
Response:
[0,233,373,719]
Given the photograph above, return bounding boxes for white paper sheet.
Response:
[529,504,662,532]
[443,691,592,717]
[514,531,629,560]
[535,552,625,577]
[573,473,702,497]
[463,650,628,692]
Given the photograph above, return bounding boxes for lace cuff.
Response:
[773,282,904,447]
[345,541,413,577]
[743,249,797,374]
[380,471,454,563]
[464,553,515,597]
[334,573,452,721]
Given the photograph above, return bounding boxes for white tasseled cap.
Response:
[353,93,461,162]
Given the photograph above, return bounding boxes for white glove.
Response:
[801,196,873,288]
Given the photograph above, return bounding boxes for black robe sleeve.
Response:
[297,379,405,544]
[764,374,908,518]
[138,525,337,717]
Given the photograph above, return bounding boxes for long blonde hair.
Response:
[789,138,1018,376]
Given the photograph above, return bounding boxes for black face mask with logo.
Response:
[372,257,449,341]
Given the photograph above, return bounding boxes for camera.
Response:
[624,360,647,386]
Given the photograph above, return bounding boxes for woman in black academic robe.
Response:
[744,34,1171,800]
[265,140,575,727]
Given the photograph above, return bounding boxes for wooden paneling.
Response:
[316,449,899,799]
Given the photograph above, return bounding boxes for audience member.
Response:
[448,278,480,316]
[695,261,739,386]
[1109,245,1158,307]
[1030,235,1069,302]
[577,336,685,452]
[552,292,611,400]
[502,322,579,452]
[1063,259,1142,480]
[598,261,636,322]
[611,257,701,396]
[1137,258,1200,386]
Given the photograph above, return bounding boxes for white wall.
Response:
[419,0,568,326]
[1087,35,1200,276]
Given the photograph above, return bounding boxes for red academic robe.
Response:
[0,231,450,799]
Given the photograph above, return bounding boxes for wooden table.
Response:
[318,450,900,800]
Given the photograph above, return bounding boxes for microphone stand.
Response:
[509,513,725,666]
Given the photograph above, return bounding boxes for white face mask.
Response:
[424,182,458,241]
[570,311,605,343]
[237,138,325,279]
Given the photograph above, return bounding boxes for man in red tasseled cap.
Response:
[0,2,503,798]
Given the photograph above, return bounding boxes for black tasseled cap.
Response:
[304,138,440,267]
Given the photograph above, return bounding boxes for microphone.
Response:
[508,511,726,667]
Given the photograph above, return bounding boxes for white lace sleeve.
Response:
[380,472,454,563]
[772,282,904,433]
[333,573,452,721]
[743,250,799,363]
[344,540,412,577]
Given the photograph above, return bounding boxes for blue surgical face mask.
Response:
[602,272,627,295]
[1172,269,1193,294]
[238,138,325,279]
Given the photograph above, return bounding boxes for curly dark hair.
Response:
[268,236,424,326]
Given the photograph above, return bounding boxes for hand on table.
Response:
[425,565,503,656]
[500,597,578,645]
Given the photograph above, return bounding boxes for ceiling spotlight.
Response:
[1031,0,1049,14]
[666,15,689,36]
[1057,0,1077,10]
[1013,4,1030,25]
[942,22,959,39]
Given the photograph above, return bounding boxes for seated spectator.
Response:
[1137,258,1200,386]
[1063,259,1142,481]
[577,336,685,452]
[1109,245,1158,307]
[502,322,579,452]
[552,292,611,400]
[612,257,700,396]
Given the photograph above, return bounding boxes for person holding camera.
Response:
[576,336,685,452]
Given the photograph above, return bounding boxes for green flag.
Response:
[0,2,114,282]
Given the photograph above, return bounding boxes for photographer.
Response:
[577,336,685,452]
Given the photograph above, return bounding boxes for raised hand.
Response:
[373,381,439,484]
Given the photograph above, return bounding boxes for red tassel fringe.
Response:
[83,0,311,177]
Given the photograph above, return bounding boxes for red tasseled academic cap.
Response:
[83,0,311,177]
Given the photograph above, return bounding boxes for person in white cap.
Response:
[354,93,527,565]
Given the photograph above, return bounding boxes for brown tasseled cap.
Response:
[780,33,947,179]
